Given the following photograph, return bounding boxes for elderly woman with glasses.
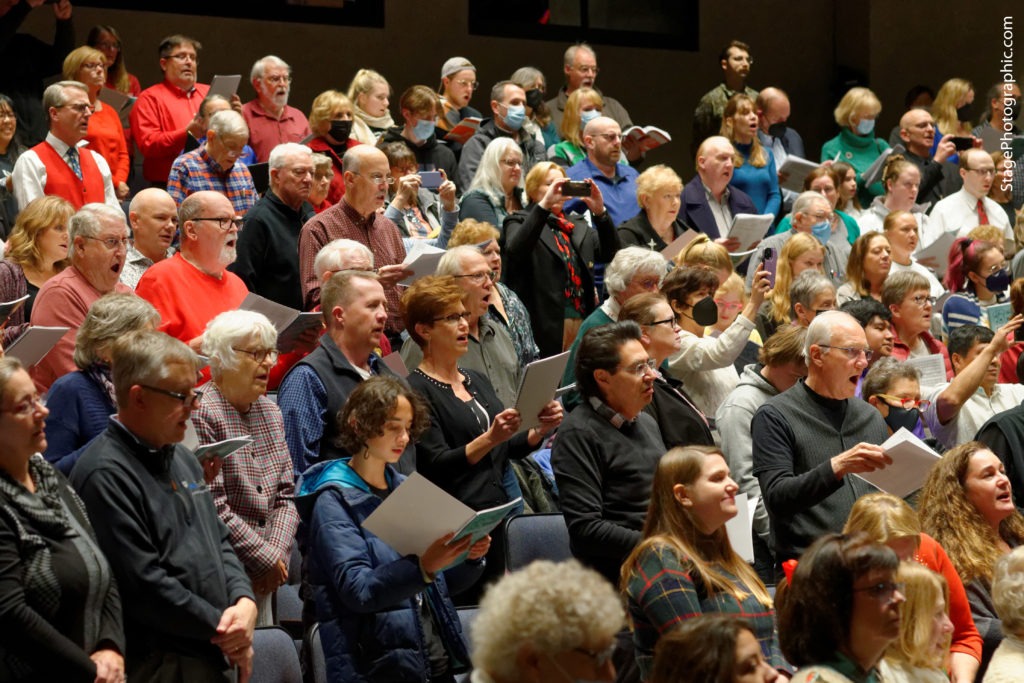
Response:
[883,271,953,380]
[0,357,125,683]
[43,294,159,475]
[192,309,299,625]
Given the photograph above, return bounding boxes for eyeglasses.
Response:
[233,347,280,365]
[909,294,937,308]
[82,62,106,71]
[714,299,744,311]
[140,385,203,408]
[618,358,658,377]
[809,211,835,221]
[574,65,600,75]
[819,345,873,361]
[874,394,932,410]
[594,133,624,143]
[59,103,94,114]
[982,261,1010,275]
[264,74,292,85]
[192,216,243,231]
[453,79,479,89]
[574,643,616,668]
[854,581,905,602]
[966,167,996,177]
[0,394,45,417]
[499,158,523,168]
[453,271,492,284]
[83,235,129,250]
[167,52,197,63]
[358,173,395,186]
[646,316,677,328]
[432,311,470,324]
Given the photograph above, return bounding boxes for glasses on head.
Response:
[874,394,932,410]
[264,74,292,85]
[594,132,624,143]
[854,581,905,602]
[83,235,129,250]
[499,158,523,168]
[619,358,658,377]
[432,311,470,325]
[167,52,197,63]
[819,345,873,362]
[59,103,94,115]
[574,643,616,668]
[966,167,996,177]
[140,385,203,408]
[453,79,479,89]
[453,271,492,284]
[82,61,106,71]
[909,294,937,308]
[359,173,395,186]
[646,316,677,328]
[192,216,243,231]
[232,347,280,365]
[1,394,45,417]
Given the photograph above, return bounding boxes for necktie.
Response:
[66,148,82,180]
[977,198,989,226]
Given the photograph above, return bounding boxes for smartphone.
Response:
[418,171,443,190]
[561,180,592,197]
[951,136,974,151]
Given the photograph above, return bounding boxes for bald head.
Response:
[696,135,736,196]
[583,116,622,170]
[342,145,390,216]
[756,87,791,136]
[128,188,178,263]
[898,108,935,156]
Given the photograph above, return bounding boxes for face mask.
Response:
[524,88,545,110]
[502,103,527,131]
[811,220,832,245]
[985,268,1011,293]
[883,405,920,434]
[956,103,974,122]
[1009,101,1022,121]
[328,119,353,141]
[767,122,788,139]
[855,118,875,136]
[687,296,719,327]
[412,118,435,141]
[580,109,601,128]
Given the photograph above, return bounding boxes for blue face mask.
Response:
[811,220,832,244]
[412,118,435,141]
[855,117,875,135]
[503,103,527,131]
[580,109,601,128]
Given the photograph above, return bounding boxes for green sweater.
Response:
[820,127,889,207]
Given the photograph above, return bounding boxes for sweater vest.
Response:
[32,141,106,209]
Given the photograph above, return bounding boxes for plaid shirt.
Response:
[625,542,788,677]
[167,146,257,215]
[192,381,299,578]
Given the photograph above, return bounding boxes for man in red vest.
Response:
[11,80,119,211]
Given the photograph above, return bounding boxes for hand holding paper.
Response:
[421,532,473,575]
[831,442,891,479]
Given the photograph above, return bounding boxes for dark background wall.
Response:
[18,0,1020,175]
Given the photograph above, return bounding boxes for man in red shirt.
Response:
[130,35,210,186]
[241,55,311,163]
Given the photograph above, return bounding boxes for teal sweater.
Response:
[820,127,889,207]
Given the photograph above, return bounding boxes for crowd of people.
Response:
[1,2,1024,681]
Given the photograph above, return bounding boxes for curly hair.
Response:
[448,218,499,248]
[886,562,950,670]
[919,441,1024,584]
[335,376,430,456]
[649,614,754,683]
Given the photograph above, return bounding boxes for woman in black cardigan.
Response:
[0,357,124,682]
[401,276,562,513]
[500,161,620,357]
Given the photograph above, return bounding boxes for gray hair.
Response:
[0,357,24,401]
[179,192,210,225]
[208,109,248,138]
[804,310,858,359]
[269,142,313,170]
[468,136,524,198]
[488,79,518,105]
[881,270,932,308]
[201,310,278,377]
[313,238,374,279]
[790,270,835,318]
[436,245,481,277]
[862,356,921,402]
[471,559,623,681]
[563,43,596,68]
[792,190,829,217]
[110,330,199,406]
[510,66,544,91]
[250,54,290,83]
[74,294,160,369]
[43,80,88,110]
[69,203,127,258]
[993,545,1024,638]
[604,246,667,297]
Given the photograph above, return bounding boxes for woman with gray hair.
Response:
[510,66,558,151]
[986,546,1024,680]
[459,136,525,228]
[789,269,838,328]
[192,309,299,625]
[470,559,624,683]
[43,293,159,474]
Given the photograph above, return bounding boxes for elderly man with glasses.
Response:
[29,202,132,392]
[241,55,311,163]
[12,80,119,211]
[167,109,257,215]
[752,311,891,566]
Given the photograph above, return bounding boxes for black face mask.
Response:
[883,405,920,434]
[524,88,545,110]
[328,119,353,142]
[986,268,1011,293]
[687,296,719,327]
[1009,101,1022,121]
[956,103,974,122]
[767,122,788,139]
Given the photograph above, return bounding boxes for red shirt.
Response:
[86,101,130,186]
[241,100,312,163]
[33,140,107,210]
[131,80,210,184]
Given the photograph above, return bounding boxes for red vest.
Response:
[32,141,106,209]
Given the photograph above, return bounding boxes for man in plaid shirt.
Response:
[167,109,257,214]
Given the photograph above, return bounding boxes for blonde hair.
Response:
[346,68,390,107]
[6,196,75,271]
[636,165,683,210]
[721,94,768,167]
[448,218,499,248]
[678,234,733,275]
[834,87,882,128]
[843,492,922,546]
[524,161,565,203]
[932,78,974,135]
[308,90,353,137]
[768,232,824,324]
[885,562,950,670]
[558,87,603,147]
[62,46,107,82]
[715,272,746,301]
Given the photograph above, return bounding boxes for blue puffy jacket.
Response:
[296,459,474,682]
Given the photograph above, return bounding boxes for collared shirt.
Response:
[588,395,634,429]
[167,146,257,215]
[130,79,210,183]
[566,156,641,225]
[241,100,312,163]
[922,188,1012,249]
[11,132,119,211]
[119,244,174,290]
[704,183,733,237]
[926,381,1024,449]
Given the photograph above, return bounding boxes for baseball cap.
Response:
[440,57,476,81]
